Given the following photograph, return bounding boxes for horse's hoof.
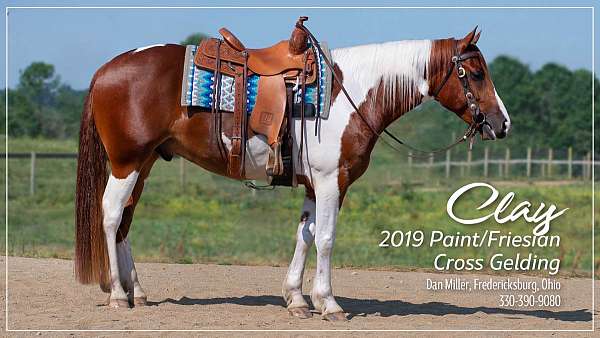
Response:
[322,312,347,322]
[288,307,312,319]
[133,297,147,307]
[108,298,130,308]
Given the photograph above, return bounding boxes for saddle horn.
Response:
[289,16,309,55]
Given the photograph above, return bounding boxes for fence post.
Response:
[567,147,573,179]
[428,154,434,177]
[449,131,460,178]
[408,152,412,176]
[179,156,186,191]
[541,163,545,177]
[467,150,472,177]
[505,148,510,177]
[495,151,501,178]
[548,148,553,177]
[526,147,532,178]
[30,152,36,196]
[587,152,592,180]
[483,147,489,178]
[581,154,587,180]
[445,149,451,179]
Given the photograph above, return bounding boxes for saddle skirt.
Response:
[180,43,333,119]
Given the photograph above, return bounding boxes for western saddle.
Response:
[194,16,318,184]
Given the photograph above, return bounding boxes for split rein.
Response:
[299,24,486,159]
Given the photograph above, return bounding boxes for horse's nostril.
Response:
[497,121,508,139]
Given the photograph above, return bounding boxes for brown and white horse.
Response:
[75,28,509,321]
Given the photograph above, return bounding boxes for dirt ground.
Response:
[1,256,598,336]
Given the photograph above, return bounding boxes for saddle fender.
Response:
[249,75,287,147]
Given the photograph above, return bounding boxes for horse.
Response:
[74,27,510,322]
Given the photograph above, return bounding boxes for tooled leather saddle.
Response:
[193,16,318,184]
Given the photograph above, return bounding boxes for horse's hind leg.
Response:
[282,188,316,319]
[117,237,146,306]
[102,169,139,308]
[115,154,158,307]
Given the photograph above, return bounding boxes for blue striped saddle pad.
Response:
[180,43,332,119]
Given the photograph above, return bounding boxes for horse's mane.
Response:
[428,38,456,94]
[381,37,456,118]
[331,38,456,120]
[375,40,432,117]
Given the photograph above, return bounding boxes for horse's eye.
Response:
[471,70,485,81]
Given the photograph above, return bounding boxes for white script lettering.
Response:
[446,182,568,236]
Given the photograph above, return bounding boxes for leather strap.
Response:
[314,42,321,136]
[297,50,308,173]
[241,53,248,172]
[431,47,479,98]
[228,51,248,178]
[211,40,227,161]
[286,85,297,187]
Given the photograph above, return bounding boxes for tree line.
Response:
[2,52,598,156]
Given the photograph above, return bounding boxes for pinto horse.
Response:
[75,27,510,321]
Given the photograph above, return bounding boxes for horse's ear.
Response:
[459,26,479,50]
[472,30,481,45]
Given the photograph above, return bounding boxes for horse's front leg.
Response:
[311,177,346,321]
[283,189,316,319]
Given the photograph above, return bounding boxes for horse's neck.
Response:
[331,39,433,134]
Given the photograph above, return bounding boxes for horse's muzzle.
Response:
[481,123,496,140]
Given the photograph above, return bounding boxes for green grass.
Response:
[1,137,598,276]
[5,136,78,152]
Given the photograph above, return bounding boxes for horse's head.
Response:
[430,28,510,140]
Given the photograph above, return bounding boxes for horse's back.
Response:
[93,44,185,92]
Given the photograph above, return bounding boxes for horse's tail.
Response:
[75,83,111,293]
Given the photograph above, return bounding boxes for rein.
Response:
[298,23,485,158]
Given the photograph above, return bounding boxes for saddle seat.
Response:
[219,28,314,77]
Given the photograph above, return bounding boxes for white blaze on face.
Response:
[494,88,510,132]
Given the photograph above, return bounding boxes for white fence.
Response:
[4,148,598,196]
[407,147,595,179]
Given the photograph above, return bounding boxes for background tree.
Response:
[180,33,210,46]
[8,62,85,138]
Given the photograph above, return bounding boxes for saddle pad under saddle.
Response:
[180,43,333,119]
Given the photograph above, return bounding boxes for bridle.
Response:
[298,24,489,157]
[430,42,490,150]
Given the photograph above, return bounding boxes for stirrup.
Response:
[266,142,284,177]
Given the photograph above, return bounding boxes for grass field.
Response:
[2,137,598,276]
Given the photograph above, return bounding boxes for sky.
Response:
[2,1,597,89]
